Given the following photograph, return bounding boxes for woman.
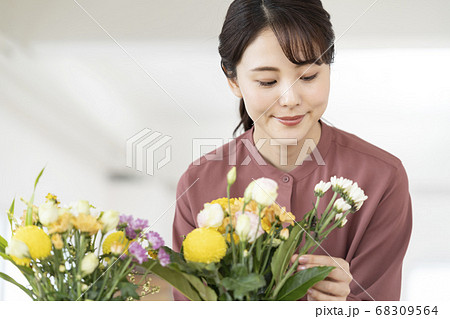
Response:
[172,0,412,301]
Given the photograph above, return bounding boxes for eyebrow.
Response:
[250,62,316,72]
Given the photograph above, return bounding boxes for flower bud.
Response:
[59,265,66,272]
[5,238,30,259]
[314,180,332,197]
[243,181,255,203]
[38,201,59,226]
[333,198,351,213]
[197,203,224,228]
[77,200,91,215]
[235,214,251,241]
[81,284,89,292]
[100,210,120,233]
[81,252,99,276]
[227,167,236,185]
[280,228,289,240]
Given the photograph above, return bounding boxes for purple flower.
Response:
[125,226,137,239]
[146,231,165,250]
[128,242,148,264]
[119,214,133,225]
[131,218,149,231]
[157,248,170,267]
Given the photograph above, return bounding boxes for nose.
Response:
[278,81,302,108]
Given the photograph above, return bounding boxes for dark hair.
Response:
[218,0,335,137]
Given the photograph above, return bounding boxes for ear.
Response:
[226,77,243,99]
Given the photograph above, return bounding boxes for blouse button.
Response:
[282,175,290,183]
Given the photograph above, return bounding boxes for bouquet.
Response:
[0,168,170,300]
[145,167,368,301]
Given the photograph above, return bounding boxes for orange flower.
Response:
[51,233,64,250]
[48,212,73,234]
[72,213,101,236]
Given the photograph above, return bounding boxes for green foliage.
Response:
[275,266,334,300]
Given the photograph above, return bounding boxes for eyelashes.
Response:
[257,73,318,87]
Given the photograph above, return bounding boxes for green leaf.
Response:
[34,166,45,190]
[0,252,34,275]
[275,266,334,301]
[140,259,203,301]
[0,234,7,252]
[26,167,45,226]
[118,281,140,300]
[270,224,304,284]
[0,271,34,299]
[7,198,15,233]
[182,273,217,301]
[221,273,266,300]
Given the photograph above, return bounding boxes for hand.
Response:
[290,254,352,301]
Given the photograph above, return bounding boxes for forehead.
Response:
[239,28,311,71]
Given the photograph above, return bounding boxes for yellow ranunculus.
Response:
[183,228,227,264]
[102,231,129,255]
[12,226,52,262]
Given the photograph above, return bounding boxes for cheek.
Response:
[242,87,275,118]
[306,80,330,108]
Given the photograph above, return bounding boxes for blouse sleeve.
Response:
[172,169,196,301]
[346,162,413,301]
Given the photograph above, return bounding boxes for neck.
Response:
[252,121,322,173]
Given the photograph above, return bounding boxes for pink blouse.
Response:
[172,119,413,301]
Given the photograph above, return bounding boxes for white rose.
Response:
[251,178,278,206]
[235,214,251,241]
[5,238,30,259]
[100,210,120,233]
[81,252,99,276]
[77,200,91,214]
[38,201,59,226]
[197,203,224,228]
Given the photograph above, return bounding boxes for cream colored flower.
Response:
[235,214,251,241]
[243,181,255,203]
[77,200,91,215]
[81,252,99,276]
[100,210,120,233]
[72,213,101,236]
[38,201,59,226]
[334,213,348,228]
[344,182,368,211]
[251,178,278,207]
[197,203,224,229]
[5,238,30,259]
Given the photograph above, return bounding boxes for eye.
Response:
[257,80,277,87]
[301,73,318,81]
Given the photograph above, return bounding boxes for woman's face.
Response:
[228,28,331,145]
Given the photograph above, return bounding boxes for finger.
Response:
[291,254,299,265]
[299,255,349,270]
[296,263,352,283]
[307,288,344,301]
[312,278,351,297]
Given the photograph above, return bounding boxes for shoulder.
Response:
[179,128,251,183]
[328,124,405,173]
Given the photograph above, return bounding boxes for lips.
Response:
[274,115,304,120]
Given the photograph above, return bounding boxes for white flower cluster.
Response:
[313,176,369,228]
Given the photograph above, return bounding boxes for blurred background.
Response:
[1,0,449,301]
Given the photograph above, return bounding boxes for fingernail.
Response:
[298,265,306,270]
[298,255,308,263]
[307,289,313,294]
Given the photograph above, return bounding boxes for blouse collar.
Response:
[240,118,333,181]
